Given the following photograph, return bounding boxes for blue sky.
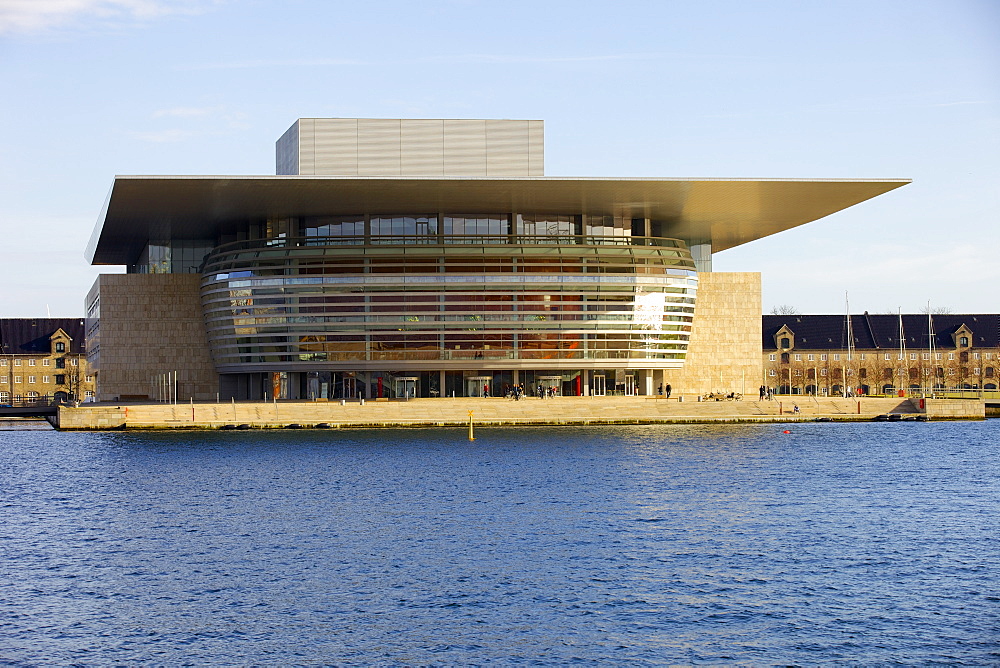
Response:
[1,0,997,316]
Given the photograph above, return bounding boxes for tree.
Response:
[769,304,801,315]
[919,305,953,315]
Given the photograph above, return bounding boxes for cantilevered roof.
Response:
[87,175,908,265]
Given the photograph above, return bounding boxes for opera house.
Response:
[85,119,907,401]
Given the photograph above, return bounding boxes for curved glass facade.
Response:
[200,227,697,376]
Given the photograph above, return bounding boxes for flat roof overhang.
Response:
[86,175,909,265]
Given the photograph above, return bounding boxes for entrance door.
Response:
[394,377,418,399]
[592,375,606,396]
[342,376,357,399]
[467,376,491,397]
[624,375,637,396]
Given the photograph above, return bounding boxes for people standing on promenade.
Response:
[759,385,766,400]
[483,383,490,398]
[665,383,672,399]
[658,383,663,395]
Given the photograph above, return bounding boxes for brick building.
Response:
[0,319,95,403]
[762,313,1000,396]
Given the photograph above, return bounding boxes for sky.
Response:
[0,0,997,317]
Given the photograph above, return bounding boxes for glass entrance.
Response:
[342,376,357,399]
[624,374,637,396]
[394,376,418,399]
[592,374,606,396]
[467,376,492,397]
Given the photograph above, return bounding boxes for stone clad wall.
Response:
[667,272,762,396]
[89,274,218,401]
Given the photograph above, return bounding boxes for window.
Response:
[794,369,802,376]
[0,359,6,367]
[0,376,5,384]
[71,359,77,366]
[780,337,791,349]
[0,392,7,401]
[14,359,21,366]
[960,336,969,347]
[85,375,94,382]
[910,353,917,360]
[781,353,789,363]
[859,353,866,360]
[820,354,828,361]
[55,342,65,353]
[55,375,65,385]
[55,358,66,369]
[974,352,980,359]
[974,368,981,375]
[13,376,21,383]
[948,353,954,360]
[85,390,94,398]
[935,353,942,360]
[768,354,776,361]
[807,354,815,361]
[948,368,955,375]
[884,353,891,361]
[26,391,38,399]
[42,359,50,366]
[28,359,35,366]
[768,369,776,376]
[833,354,840,361]
[42,376,49,383]
[27,376,35,384]
[794,354,802,361]
[821,369,827,376]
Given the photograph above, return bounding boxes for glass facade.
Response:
[198,214,697,386]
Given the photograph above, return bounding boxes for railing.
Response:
[0,394,66,409]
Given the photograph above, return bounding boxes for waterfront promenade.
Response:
[55,396,984,430]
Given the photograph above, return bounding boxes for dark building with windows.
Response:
[84,118,907,401]
[763,313,1000,395]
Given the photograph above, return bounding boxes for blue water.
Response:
[1,422,998,665]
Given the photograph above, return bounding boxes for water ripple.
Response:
[0,422,998,664]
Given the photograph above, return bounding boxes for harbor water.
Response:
[1,421,998,664]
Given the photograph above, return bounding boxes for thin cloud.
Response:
[417,52,667,65]
[152,106,220,118]
[176,58,364,71]
[0,0,221,34]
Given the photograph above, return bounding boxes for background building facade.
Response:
[0,318,95,404]
[85,119,907,401]
[762,313,1000,395]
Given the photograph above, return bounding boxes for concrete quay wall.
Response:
[55,396,984,430]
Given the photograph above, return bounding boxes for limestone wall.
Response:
[88,274,218,401]
[667,272,762,396]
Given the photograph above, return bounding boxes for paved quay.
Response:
[55,396,983,430]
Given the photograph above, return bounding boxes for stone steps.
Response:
[62,396,921,429]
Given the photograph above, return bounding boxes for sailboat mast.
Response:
[898,307,906,393]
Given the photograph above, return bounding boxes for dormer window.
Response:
[55,342,66,353]
[780,337,790,349]
[959,336,969,347]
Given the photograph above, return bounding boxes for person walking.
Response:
[665,383,672,399]
[759,385,766,400]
